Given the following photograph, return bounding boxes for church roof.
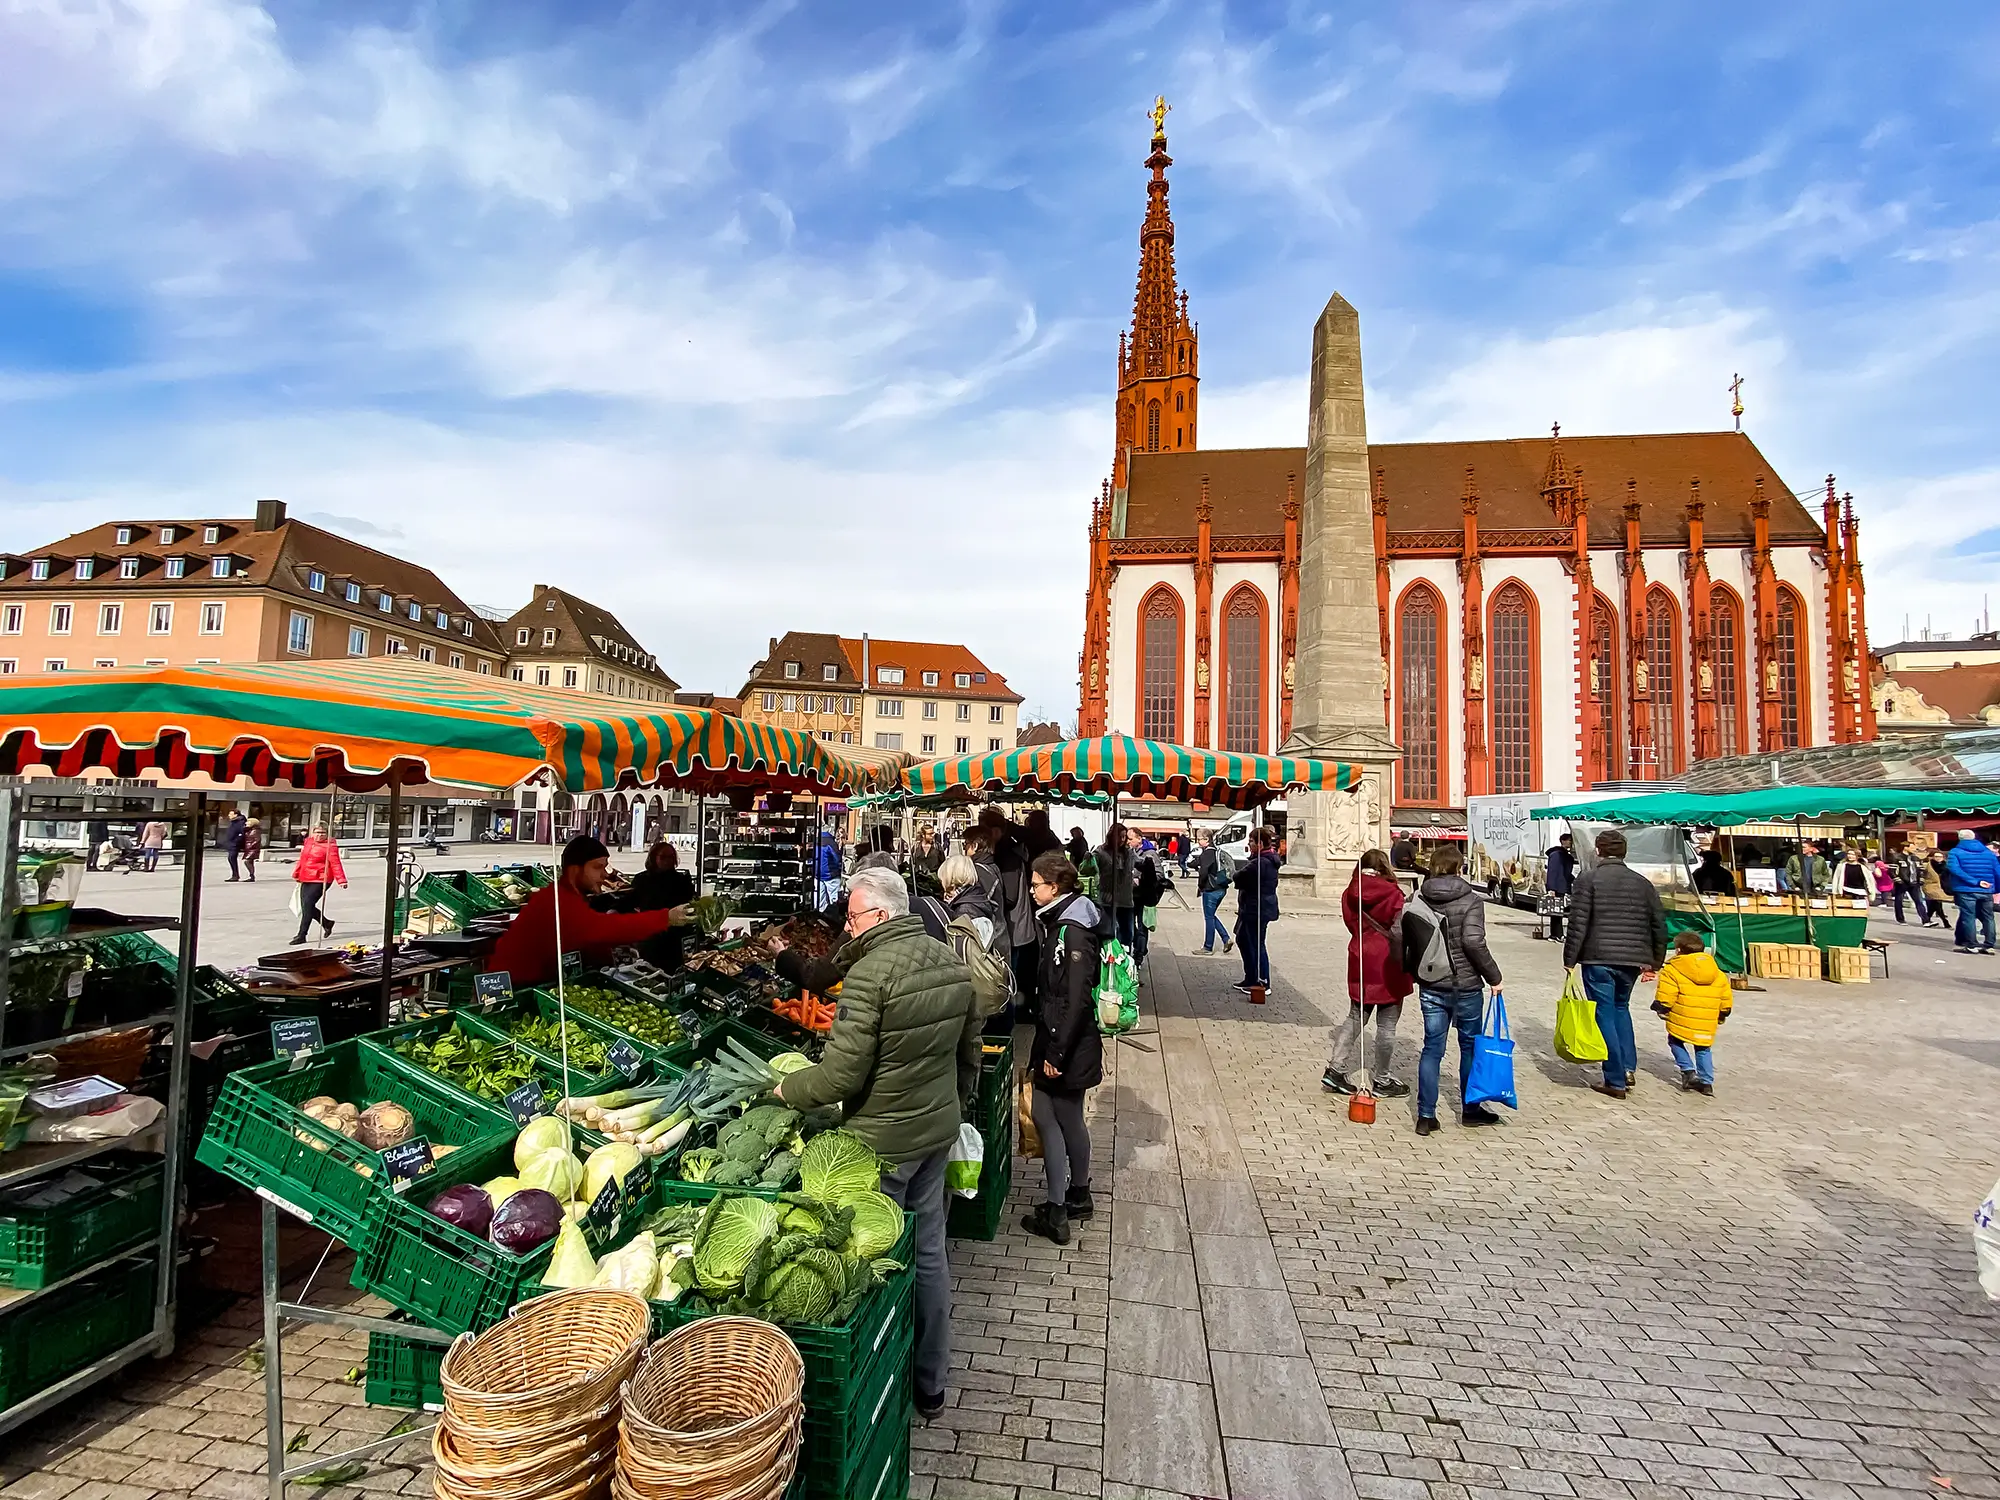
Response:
[1123,431,1822,546]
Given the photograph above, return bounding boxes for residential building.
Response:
[0,500,506,675]
[839,637,1023,757]
[499,584,678,703]
[739,633,865,745]
[1872,636,2000,675]
[1018,720,1065,748]
[1873,664,2000,732]
[674,691,745,716]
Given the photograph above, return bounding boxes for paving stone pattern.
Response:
[4,898,1998,1500]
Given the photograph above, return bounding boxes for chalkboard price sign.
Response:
[619,1156,653,1212]
[606,1040,643,1080]
[582,1178,622,1247]
[503,1080,549,1128]
[271,1016,323,1062]
[473,971,513,1005]
[381,1137,437,1193]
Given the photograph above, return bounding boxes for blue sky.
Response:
[2,1,1997,718]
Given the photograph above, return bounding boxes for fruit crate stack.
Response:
[1823,946,1871,984]
[947,1035,1013,1242]
[1746,942,1821,981]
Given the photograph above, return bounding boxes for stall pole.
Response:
[159,789,205,1348]
[377,778,402,1028]
[1796,814,1815,947]
[695,794,706,897]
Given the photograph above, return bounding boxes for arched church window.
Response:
[1711,587,1745,758]
[1221,587,1265,753]
[1776,587,1807,749]
[1175,392,1184,412]
[1146,402,1162,452]
[1592,596,1621,780]
[1644,588,1682,777]
[1397,586,1441,803]
[1139,588,1182,740]
[1490,583,1536,794]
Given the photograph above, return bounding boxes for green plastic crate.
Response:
[0,1156,164,1290]
[363,1328,447,1410]
[790,1281,913,1498]
[531,985,697,1071]
[195,1037,514,1247]
[790,1382,912,1500]
[0,1258,156,1408]
[454,999,640,1098]
[946,1133,1011,1242]
[367,1015,620,1113]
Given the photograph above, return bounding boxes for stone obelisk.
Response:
[1280,293,1400,897]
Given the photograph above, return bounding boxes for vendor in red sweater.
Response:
[488,835,689,987]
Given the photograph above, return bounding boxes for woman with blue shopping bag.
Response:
[1398,847,1510,1135]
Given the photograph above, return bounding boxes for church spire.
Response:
[1112,97,1199,491]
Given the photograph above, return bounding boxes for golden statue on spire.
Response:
[1150,95,1169,137]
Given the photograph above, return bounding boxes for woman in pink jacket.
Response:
[291,824,347,945]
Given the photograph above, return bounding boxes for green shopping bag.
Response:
[1096,938,1140,1035]
[1553,966,1609,1064]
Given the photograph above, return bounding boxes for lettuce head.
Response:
[844,1190,904,1261]
[799,1130,882,1206]
[694,1195,780,1295]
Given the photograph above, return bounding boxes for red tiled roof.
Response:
[1123,431,1823,547]
[838,638,1022,703]
[1881,665,2000,724]
[740,631,863,695]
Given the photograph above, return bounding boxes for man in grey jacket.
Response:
[1561,828,1669,1099]
[1409,848,1504,1136]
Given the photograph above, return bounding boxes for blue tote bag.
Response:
[1464,988,1518,1110]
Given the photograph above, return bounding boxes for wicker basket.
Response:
[613,1318,805,1500]
[439,1287,649,1434]
[52,1026,156,1086]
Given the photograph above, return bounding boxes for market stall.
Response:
[894,733,1362,807]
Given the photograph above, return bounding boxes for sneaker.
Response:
[1590,1083,1628,1100]
[1199,946,1215,954]
[1679,1070,1698,1091]
[1231,980,1257,993]
[915,1387,947,1419]
[1021,1202,1070,1246]
[1222,938,1234,954]
[1461,1107,1501,1127]
[1065,1186,1096,1221]
[1373,1076,1412,1100]
[1956,946,1977,954]
[1414,1117,1440,1137]
[1321,1069,1358,1095]
[1693,1081,1714,1096]
[1982,949,1996,956]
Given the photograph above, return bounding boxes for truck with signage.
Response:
[1465,792,1603,907]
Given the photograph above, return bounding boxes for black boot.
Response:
[1022,1202,1070,1245]
[1065,1185,1095,1221]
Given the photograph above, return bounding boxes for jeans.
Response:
[225,848,241,879]
[1237,913,1272,986]
[1199,888,1229,950]
[1892,881,1927,924]
[1114,906,1138,951]
[1417,987,1484,1119]
[1580,965,1640,1087]
[141,849,161,872]
[1667,1037,1714,1085]
[1030,1084,1091,1206]
[1330,999,1403,1080]
[882,1150,951,1400]
[1955,891,1997,950]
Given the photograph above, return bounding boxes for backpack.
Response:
[1400,891,1459,987]
[1202,848,1235,893]
[945,913,1016,1019]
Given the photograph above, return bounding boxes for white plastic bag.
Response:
[1976,1177,2000,1301]
[946,1121,984,1198]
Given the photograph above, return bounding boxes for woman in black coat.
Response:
[1022,851,1104,1247]
[626,842,696,969]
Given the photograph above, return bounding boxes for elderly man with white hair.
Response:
[774,866,980,1419]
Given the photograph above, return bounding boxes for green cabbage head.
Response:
[756,1247,846,1325]
[799,1130,882,1205]
[844,1191,904,1261]
[694,1195,780,1295]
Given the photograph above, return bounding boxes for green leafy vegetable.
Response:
[799,1129,884,1205]
[694,1195,780,1295]
[844,1191,904,1261]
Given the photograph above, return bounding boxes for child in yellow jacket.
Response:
[1650,930,1733,1096]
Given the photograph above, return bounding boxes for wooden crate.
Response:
[1746,942,1820,980]
[1824,946,1871,984]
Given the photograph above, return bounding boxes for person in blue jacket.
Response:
[1232,827,1282,993]
[814,830,845,911]
[1945,830,2000,955]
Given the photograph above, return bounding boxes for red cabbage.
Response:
[489,1189,563,1253]
[426,1183,495,1238]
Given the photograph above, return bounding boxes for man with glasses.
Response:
[775,867,980,1420]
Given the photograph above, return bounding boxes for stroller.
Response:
[98,834,142,874]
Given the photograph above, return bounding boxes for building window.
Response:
[44,659,64,672]
[1643,587,1682,777]
[989,737,1002,751]
[784,661,800,679]
[200,602,225,634]
[922,671,939,687]
[157,526,177,544]
[841,697,855,713]
[511,665,525,681]
[1139,586,1183,741]
[879,699,903,717]
[164,557,186,579]
[922,701,937,720]
[115,527,133,545]
[211,556,231,578]
[74,558,94,580]
[777,694,794,712]
[955,736,970,753]
[202,525,221,544]
[0,605,20,634]
[49,604,72,635]
[307,569,326,592]
[875,733,903,750]
[535,666,551,686]
[1711,587,1744,760]
[417,644,435,663]
[989,704,1003,723]
[564,667,579,688]
[954,672,970,688]
[288,611,312,654]
[30,559,50,581]
[434,610,448,630]
[449,652,464,670]
[545,596,557,611]
[761,692,776,711]
[517,628,531,645]
[379,592,393,613]
[1397,585,1441,802]
[1776,586,1806,749]
[349,626,368,656]
[150,603,173,634]
[0,660,13,673]
[823,663,838,681]
[119,557,140,579]
[1223,587,1270,752]
[1489,582,1536,794]
[478,660,491,674]
[878,667,904,685]
[840,732,853,744]
[407,601,422,621]
[98,603,121,635]
[93,657,116,668]
[921,734,937,754]
[1591,596,1622,781]
[386,637,404,655]
[346,581,362,604]
[1146,400,1161,451]
[462,619,475,638]
[542,628,557,647]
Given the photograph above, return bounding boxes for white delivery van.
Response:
[1465,791,1601,907]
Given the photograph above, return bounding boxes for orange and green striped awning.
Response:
[897,734,1361,809]
[0,659,876,796]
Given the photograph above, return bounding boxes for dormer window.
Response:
[203,525,221,544]
[344,581,361,604]
[119,557,140,580]
[164,557,187,580]
[922,671,939,687]
[974,672,986,683]
[517,628,531,646]
[378,592,393,613]
[407,601,421,621]
[545,597,557,611]
[29,559,50,581]
[211,556,232,578]
[542,628,557,647]
[434,609,448,630]
[158,526,177,545]
[74,559,94,580]
[784,661,800,679]
[823,664,838,681]
[877,667,903,685]
[954,672,970,688]
[461,619,475,638]
[307,569,326,592]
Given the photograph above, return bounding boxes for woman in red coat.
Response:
[1322,849,1414,1098]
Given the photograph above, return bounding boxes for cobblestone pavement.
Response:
[4,898,1997,1500]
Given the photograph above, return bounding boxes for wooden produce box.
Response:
[1824,946,1871,984]
[1747,942,1821,980]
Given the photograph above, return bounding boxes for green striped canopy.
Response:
[0,658,877,796]
[897,735,1361,809]
[1529,786,2000,826]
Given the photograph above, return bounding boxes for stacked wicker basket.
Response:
[615,1317,806,1500]
[432,1287,651,1500]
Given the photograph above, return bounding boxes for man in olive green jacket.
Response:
[777,867,978,1417]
